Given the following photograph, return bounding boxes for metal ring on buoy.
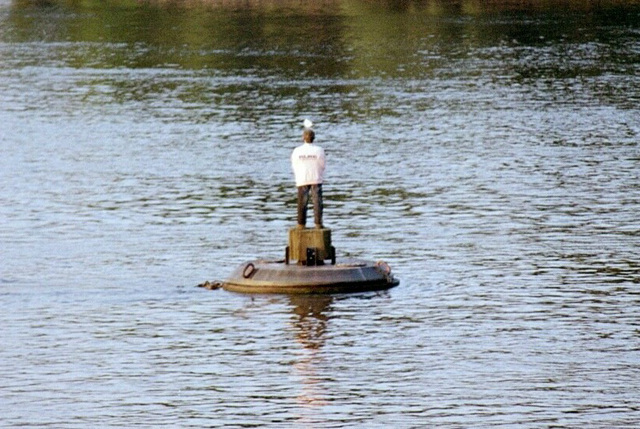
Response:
[242,263,256,279]
[375,260,391,275]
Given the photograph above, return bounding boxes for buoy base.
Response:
[222,258,399,294]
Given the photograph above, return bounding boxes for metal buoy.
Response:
[221,227,399,294]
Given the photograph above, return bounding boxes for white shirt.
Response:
[291,143,326,187]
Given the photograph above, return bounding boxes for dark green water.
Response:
[1,0,639,427]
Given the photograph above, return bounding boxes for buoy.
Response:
[221,227,399,294]
[218,119,399,294]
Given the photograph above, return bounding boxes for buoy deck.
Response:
[222,258,399,294]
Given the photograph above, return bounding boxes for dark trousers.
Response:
[297,184,323,227]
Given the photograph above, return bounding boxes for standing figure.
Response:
[291,120,326,228]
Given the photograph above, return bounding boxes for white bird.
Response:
[303,118,314,129]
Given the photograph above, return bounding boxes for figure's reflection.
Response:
[289,294,332,350]
[288,294,333,413]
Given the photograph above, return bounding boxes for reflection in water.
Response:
[289,294,333,350]
[5,0,639,121]
[288,295,333,415]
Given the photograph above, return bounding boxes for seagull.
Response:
[303,118,314,129]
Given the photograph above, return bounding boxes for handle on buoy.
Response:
[242,263,256,279]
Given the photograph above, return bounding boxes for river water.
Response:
[1,0,639,427]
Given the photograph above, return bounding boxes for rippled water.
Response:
[2,0,640,427]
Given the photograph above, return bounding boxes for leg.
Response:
[297,185,310,227]
[311,184,323,227]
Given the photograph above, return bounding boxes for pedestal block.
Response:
[288,228,333,264]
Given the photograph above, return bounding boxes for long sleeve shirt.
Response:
[291,143,326,187]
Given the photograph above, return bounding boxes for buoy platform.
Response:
[222,227,399,294]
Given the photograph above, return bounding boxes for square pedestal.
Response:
[288,228,332,264]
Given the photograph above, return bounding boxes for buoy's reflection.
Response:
[287,292,390,422]
[288,295,333,416]
[289,295,332,350]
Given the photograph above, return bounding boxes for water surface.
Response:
[1,0,639,427]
